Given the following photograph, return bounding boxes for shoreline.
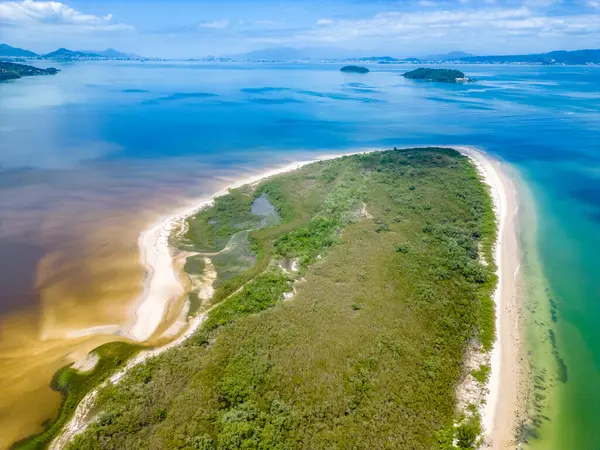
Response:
[52,146,523,449]
[50,149,377,449]
[454,146,524,449]
[125,149,378,343]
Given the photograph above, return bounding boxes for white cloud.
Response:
[290,6,600,45]
[199,19,229,29]
[316,18,333,26]
[588,0,600,8]
[0,0,132,31]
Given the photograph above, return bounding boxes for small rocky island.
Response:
[0,61,59,82]
[403,68,470,83]
[340,65,369,73]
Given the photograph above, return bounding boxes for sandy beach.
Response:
[455,146,524,449]
[125,149,382,343]
[52,146,524,449]
[50,150,379,449]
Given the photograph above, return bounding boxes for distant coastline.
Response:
[2,41,599,65]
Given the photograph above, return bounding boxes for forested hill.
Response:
[23,148,497,450]
[0,43,38,57]
[0,61,58,81]
[403,68,470,83]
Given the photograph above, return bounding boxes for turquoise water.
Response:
[1,61,599,448]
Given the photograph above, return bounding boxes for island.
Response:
[403,67,470,83]
[18,147,514,450]
[0,61,58,81]
[340,65,369,73]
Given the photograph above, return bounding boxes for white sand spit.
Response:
[126,149,379,343]
[453,146,522,449]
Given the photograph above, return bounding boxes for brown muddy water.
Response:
[0,159,260,447]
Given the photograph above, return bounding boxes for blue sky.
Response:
[1,0,599,57]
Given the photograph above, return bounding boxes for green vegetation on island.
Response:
[340,65,370,73]
[12,342,141,450]
[0,61,58,82]
[36,148,496,450]
[403,68,470,83]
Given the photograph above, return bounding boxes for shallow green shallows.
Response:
[515,166,600,450]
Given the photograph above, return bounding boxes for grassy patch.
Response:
[472,364,491,384]
[203,272,291,331]
[274,217,340,269]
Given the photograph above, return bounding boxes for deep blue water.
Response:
[1,61,599,447]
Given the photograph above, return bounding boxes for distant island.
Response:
[340,65,369,73]
[0,61,58,82]
[403,68,470,83]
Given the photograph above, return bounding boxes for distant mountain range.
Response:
[2,42,599,65]
[0,43,38,57]
[228,47,600,65]
[79,48,139,59]
[43,47,139,60]
[422,51,474,61]
[226,47,600,65]
[457,49,600,65]
[0,43,139,60]
[223,48,475,62]
[43,48,102,59]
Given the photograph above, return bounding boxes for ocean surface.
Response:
[0,61,599,448]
